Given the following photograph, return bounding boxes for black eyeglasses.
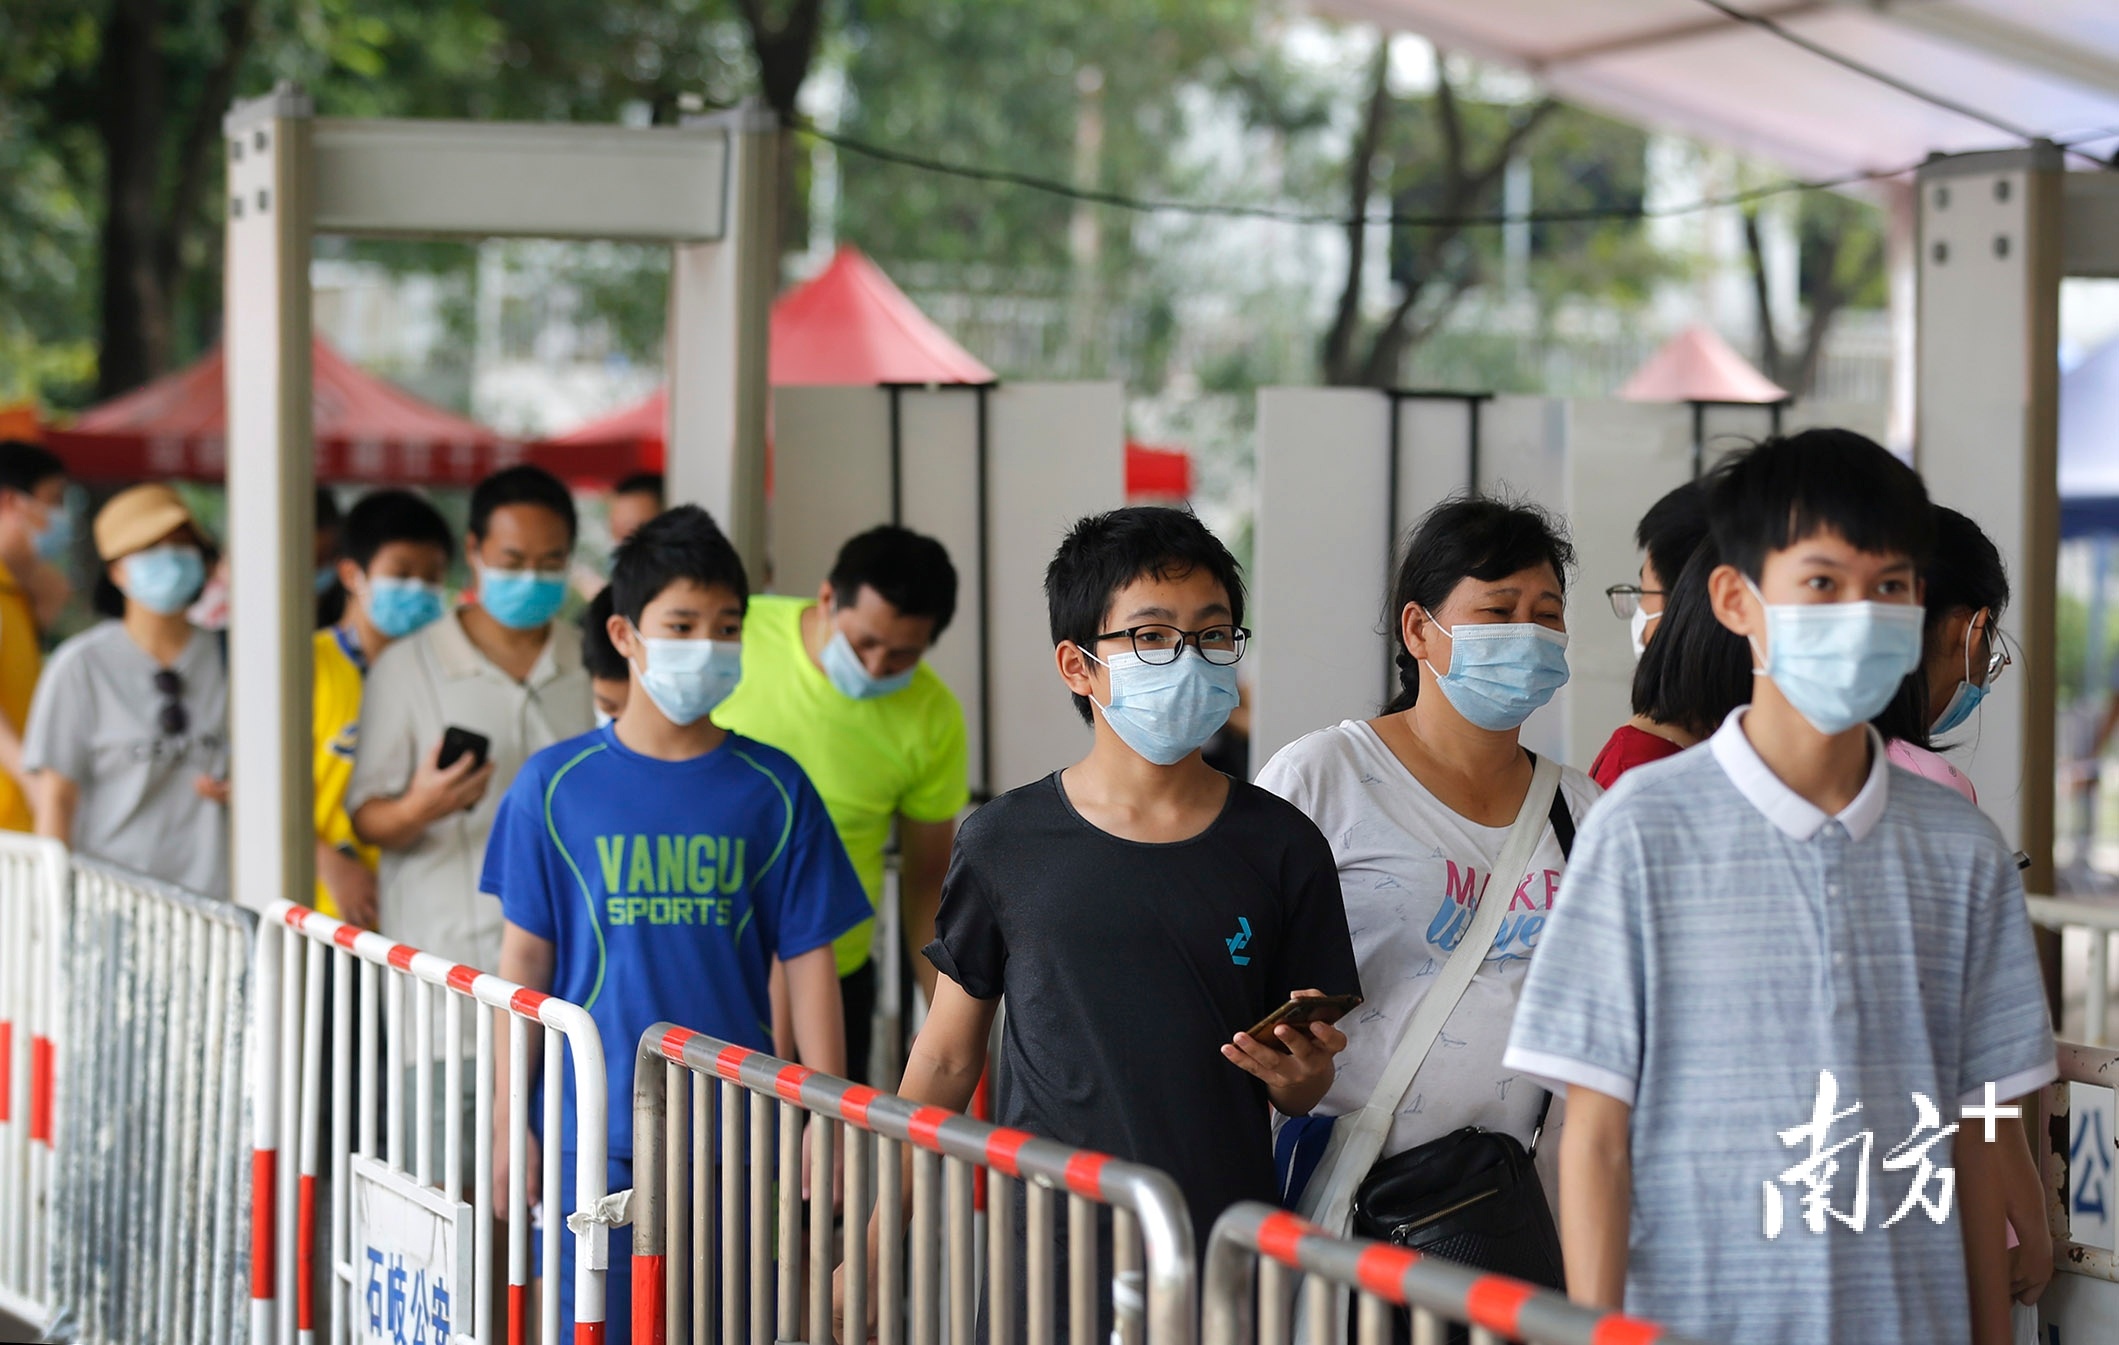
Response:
[1605,585,1664,620]
[153,669,188,737]
[1093,624,1250,666]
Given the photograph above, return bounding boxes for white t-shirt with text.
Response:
[1256,719,1600,1158]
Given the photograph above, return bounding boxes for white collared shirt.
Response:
[348,609,592,973]
[1707,706,1889,842]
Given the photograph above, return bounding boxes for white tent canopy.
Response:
[1316,0,2119,179]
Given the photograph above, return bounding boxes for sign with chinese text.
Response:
[351,1154,474,1345]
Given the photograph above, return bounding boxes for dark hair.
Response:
[580,585,628,681]
[609,504,749,626]
[1875,505,2011,748]
[1636,481,1708,594]
[1706,429,1934,583]
[612,472,664,501]
[1633,539,1752,737]
[469,464,577,543]
[341,489,454,571]
[0,441,65,497]
[1385,497,1574,714]
[1045,507,1245,725]
[829,525,960,639]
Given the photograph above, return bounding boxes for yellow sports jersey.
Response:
[313,629,377,917]
[0,561,40,832]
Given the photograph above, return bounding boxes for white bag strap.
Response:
[1297,752,1562,1234]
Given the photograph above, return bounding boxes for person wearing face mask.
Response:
[1505,432,2054,1345]
[310,489,454,928]
[713,524,968,1081]
[485,505,868,1345]
[1872,506,2011,804]
[0,441,72,833]
[1255,497,1598,1272]
[349,464,592,975]
[579,585,631,727]
[24,483,229,896]
[836,508,1357,1345]
[1592,482,1724,786]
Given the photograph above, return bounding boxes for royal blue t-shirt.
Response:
[481,724,870,1158]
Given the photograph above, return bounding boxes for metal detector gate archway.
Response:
[218,84,776,917]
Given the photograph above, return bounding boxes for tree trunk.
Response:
[95,0,170,399]
[1322,41,1394,387]
[1741,207,1784,386]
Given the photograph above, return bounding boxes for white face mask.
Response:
[1629,605,1660,661]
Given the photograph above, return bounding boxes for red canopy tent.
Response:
[541,245,1193,499]
[42,337,564,485]
[1618,325,1788,404]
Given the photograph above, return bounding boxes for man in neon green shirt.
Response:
[714,525,968,1082]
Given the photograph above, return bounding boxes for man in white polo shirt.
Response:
[349,465,593,973]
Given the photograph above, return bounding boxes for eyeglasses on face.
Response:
[1605,584,1664,620]
[1092,623,1250,667]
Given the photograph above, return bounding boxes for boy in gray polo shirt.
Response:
[1506,431,2054,1345]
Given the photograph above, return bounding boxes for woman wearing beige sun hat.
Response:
[20,483,231,898]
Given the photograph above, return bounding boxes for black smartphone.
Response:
[1243,993,1365,1053]
[2014,851,2033,872]
[437,726,491,773]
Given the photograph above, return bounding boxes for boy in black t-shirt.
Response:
[864,508,1359,1295]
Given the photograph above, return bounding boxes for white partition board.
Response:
[986,383,1127,794]
[1252,389,1394,775]
[1559,401,1697,770]
[770,382,1123,798]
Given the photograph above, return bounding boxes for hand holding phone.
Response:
[1242,992,1364,1054]
[437,726,491,772]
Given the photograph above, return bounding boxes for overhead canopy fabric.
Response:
[542,244,1198,499]
[2062,336,2119,537]
[1319,0,2119,180]
[1619,323,1788,403]
[41,338,564,485]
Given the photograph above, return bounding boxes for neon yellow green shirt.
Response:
[713,595,970,975]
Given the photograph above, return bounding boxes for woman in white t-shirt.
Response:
[1257,496,1598,1184]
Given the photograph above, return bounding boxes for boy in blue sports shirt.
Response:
[485,504,869,1341]
[1504,431,2055,1344]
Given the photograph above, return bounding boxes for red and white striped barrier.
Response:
[630,1022,1197,1345]
[0,835,67,1329]
[253,900,609,1345]
[1201,1204,1702,1345]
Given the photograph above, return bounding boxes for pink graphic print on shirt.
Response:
[1425,860,1560,962]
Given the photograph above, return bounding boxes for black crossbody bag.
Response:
[1345,773,1576,1290]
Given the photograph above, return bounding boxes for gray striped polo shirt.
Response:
[1504,709,2055,1344]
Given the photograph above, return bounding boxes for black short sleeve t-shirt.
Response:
[927,772,1360,1252]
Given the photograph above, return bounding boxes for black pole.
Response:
[887,385,904,527]
[973,384,993,799]
[1385,394,1403,706]
[1691,401,1707,480]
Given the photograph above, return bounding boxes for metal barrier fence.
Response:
[2027,895,2119,1045]
[0,834,69,1330]
[55,856,259,1345]
[252,900,610,1345]
[630,1023,1197,1345]
[1201,1204,1701,1345]
[2048,1040,2119,1282]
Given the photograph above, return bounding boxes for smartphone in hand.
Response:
[437,726,491,773]
[1243,993,1364,1053]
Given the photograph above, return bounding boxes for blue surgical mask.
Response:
[122,544,206,617]
[1085,648,1239,766]
[33,506,71,563]
[479,568,568,631]
[1930,680,1985,737]
[632,632,743,727]
[821,628,915,700]
[1930,617,1993,737]
[367,577,445,640]
[1746,580,1924,736]
[1423,619,1570,732]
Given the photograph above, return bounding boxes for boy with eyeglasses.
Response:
[839,506,1359,1338]
[1503,431,2055,1344]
